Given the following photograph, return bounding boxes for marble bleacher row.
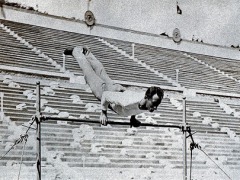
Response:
[104,38,240,94]
[189,53,240,80]
[225,102,240,115]
[1,20,172,87]
[0,77,239,178]
[0,28,60,73]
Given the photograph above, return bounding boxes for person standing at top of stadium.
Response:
[64,46,164,127]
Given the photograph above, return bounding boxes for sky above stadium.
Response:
[6,0,240,47]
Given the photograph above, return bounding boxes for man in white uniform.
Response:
[64,46,164,127]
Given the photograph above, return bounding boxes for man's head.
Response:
[139,86,164,112]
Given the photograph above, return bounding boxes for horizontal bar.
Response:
[42,116,182,129]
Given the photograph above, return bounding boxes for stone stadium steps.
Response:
[0,28,60,74]
[0,166,236,180]
[0,19,239,178]
[186,100,240,134]
[136,53,240,93]
[0,107,239,177]
[0,78,239,129]
[175,70,233,84]
[104,38,240,94]
[1,79,238,170]
[177,78,238,92]
[1,81,239,142]
[1,20,173,87]
[60,151,181,160]
[40,129,240,153]
[0,160,36,167]
[190,53,240,80]
[226,103,240,112]
[4,103,225,134]
[0,52,56,71]
[1,125,239,169]
[43,145,182,156]
[186,101,235,118]
[103,38,133,55]
[1,78,239,135]
[40,133,178,143]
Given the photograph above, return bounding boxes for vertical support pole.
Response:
[62,54,66,72]
[36,82,41,180]
[132,43,135,59]
[1,92,3,121]
[182,97,187,180]
[176,69,179,83]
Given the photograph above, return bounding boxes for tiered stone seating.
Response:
[0,76,239,179]
[189,53,240,80]
[229,104,240,112]
[1,20,173,87]
[0,19,240,179]
[105,38,240,94]
[0,26,60,73]
[186,100,240,134]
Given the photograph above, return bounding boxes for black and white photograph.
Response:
[0,0,239,179]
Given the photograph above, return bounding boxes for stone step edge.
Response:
[0,64,69,79]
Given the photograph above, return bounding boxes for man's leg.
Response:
[85,50,113,84]
[85,48,126,92]
[72,47,106,100]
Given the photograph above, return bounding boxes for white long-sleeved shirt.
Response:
[101,90,145,116]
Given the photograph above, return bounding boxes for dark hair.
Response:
[145,86,164,106]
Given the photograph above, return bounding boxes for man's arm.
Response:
[101,91,127,110]
[100,110,108,126]
[100,91,126,125]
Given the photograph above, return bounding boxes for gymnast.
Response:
[64,46,164,127]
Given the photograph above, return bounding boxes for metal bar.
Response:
[1,92,3,121]
[182,97,187,180]
[132,43,135,59]
[43,116,182,129]
[36,82,41,180]
[35,82,191,180]
[176,69,179,83]
[62,54,66,72]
